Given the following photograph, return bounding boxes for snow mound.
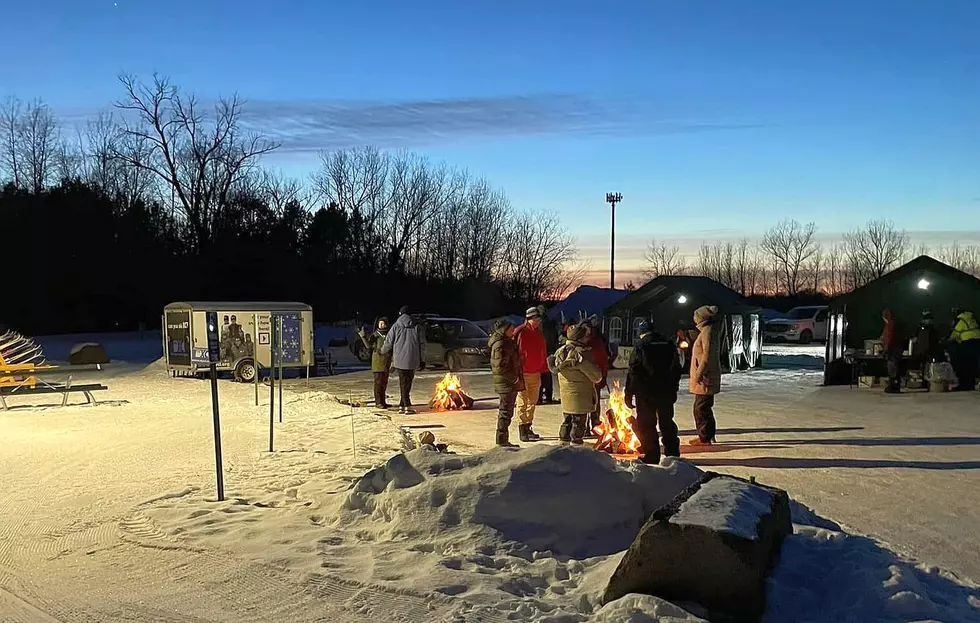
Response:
[590,593,708,622]
[765,522,980,623]
[343,445,703,559]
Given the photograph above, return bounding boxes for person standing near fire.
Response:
[515,307,547,442]
[489,318,524,447]
[948,307,980,391]
[549,323,603,445]
[358,317,392,409]
[382,306,426,414]
[584,315,610,433]
[624,320,682,464]
[689,305,722,446]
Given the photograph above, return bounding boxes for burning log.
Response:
[430,372,475,411]
[592,382,644,456]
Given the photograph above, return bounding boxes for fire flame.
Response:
[431,372,467,411]
[592,381,643,454]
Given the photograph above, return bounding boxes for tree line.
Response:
[646,218,980,298]
[0,75,582,335]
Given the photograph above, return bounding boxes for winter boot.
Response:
[570,415,588,445]
[496,418,519,448]
[524,425,541,441]
[558,417,572,444]
[496,431,519,449]
[518,424,532,443]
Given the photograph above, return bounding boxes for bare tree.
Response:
[259,169,305,214]
[734,238,752,295]
[55,135,84,182]
[696,241,715,280]
[843,219,909,286]
[824,243,847,296]
[0,96,23,187]
[113,73,279,250]
[18,99,59,193]
[760,219,818,295]
[937,243,980,277]
[503,210,578,302]
[643,239,686,278]
[804,244,823,293]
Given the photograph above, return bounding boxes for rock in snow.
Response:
[602,472,792,621]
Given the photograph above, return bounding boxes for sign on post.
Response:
[205,312,226,501]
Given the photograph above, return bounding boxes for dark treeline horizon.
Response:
[1,76,584,335]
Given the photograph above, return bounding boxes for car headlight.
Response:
[460,347,481,355]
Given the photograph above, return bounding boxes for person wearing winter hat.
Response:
[358,316,392,408]
[489,318,524,447]
[624,320,682,464]
[549,323,602,445]
[381,305,427,413]
[689,305,722,445]
[514,306,547,441]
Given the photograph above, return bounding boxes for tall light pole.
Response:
[605,192,623,289]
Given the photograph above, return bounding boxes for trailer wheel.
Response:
[234,358,257,383]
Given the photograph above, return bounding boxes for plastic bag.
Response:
[927,362,958,383]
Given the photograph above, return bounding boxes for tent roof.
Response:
[548,285,629,321]
[164,301,312,312]
[607,275,754,314]
[830,256,980,309]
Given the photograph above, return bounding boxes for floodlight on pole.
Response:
[605,192,623,289]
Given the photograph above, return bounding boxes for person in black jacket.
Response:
[624,320,683,464]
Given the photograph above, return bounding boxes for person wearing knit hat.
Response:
[689,305,721,445]
[514,306,547,441]
[548,323,602,445]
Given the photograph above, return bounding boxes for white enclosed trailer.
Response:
[162,301,314,381]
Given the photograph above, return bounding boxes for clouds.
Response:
[238,94,760,153]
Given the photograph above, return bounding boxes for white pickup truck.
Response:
[764,306,829,344]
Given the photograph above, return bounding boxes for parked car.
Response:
[765,306,829,344]
[421,317,490,371]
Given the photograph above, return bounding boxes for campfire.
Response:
[592,381,643,455]
[430,372,475,411]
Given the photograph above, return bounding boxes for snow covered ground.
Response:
[1,337,978,621]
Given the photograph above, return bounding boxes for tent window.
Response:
[609,317,623,344]
[632,317,646,339]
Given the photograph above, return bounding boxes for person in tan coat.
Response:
[549,323,603,445]
[689,305,722,445]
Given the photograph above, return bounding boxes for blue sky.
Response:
[4,0,979,283]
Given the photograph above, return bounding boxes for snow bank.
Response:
[343,446,703,559]
[765,517,980,623]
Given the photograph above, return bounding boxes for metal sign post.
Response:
[278,315,284,424]
[269,314,276,453]
[205,311,225,502]
[253,312,260,406]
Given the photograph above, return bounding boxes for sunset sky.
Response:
[4,0,978,286]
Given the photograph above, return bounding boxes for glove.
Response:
[625,394,635,410]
